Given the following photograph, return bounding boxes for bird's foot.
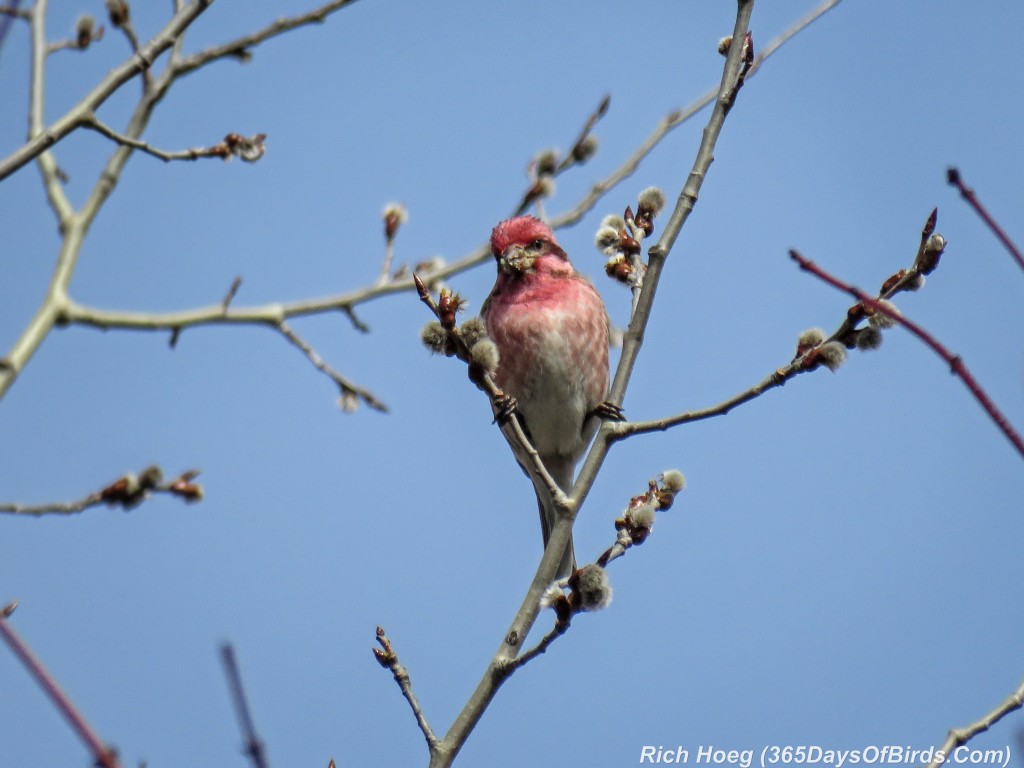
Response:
[591,401,625,421]
[493,393,519,425]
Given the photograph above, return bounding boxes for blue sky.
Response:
[2,1,1023,766]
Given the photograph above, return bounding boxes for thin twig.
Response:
[555,94,610,174]
[82,113,243,162]
[221,644,270,768]
[172,0,362,79]
[502,624,567,673]
[276,320,388,411]
[378,240,396,285]
[115,18,153,92]
[922,677,1024,768]
[222,276,243,309]
[342,306,370,333]
[0,609,121,768]
[946,167,1024,273]
[373,627,438,751]
[29,0,73,221]
[46,38,90,54]
[611,369,789,440]
[790,249,1024,460]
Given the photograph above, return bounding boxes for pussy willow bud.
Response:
[570,564,613,612]
[458,316,488,349]
[572,135,599,164]
[469,339,500,375]
[533,149,558,177]
[855,327,883,351]
[916,233,946,275]
[105,0,129,27]
[868,300,899,329]
[637,187,666,218]
[817,341,847,371]
[420,322,451,355]
[75,15,96,48]
[382,203,408,242]
[594,226,621,254]
[600,214,626,232]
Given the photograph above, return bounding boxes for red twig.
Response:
[789,249,1024,461]
[0,607,121,768]
[946,167,1024,274]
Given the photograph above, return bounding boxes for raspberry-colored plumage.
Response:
[481,216,609,578]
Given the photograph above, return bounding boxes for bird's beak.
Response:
[498,245,534,274]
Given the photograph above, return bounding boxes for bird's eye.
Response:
[530,238,544,249]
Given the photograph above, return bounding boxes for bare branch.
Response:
[221,644,271,768]
[276,320,388,412]
[555,93,610,173]
[0,608,122,768]
[373,627,438,751]
[0,0,214,182]
[922,677,1024,768]
[82,113,265,163]
[790,249,1024,460]
[172,0,362,78]
[30,0,73,222]
[611,369,790,439]
[0,466,203,517]
[947,167,1024,273]
[342,305,370,333]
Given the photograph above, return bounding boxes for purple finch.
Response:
[482,216,611,578]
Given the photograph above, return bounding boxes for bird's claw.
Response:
[493,393,519,425]
[591,401,625,421]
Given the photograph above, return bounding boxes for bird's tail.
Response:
[534,456,577,580]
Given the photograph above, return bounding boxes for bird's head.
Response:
[489,216,570,277]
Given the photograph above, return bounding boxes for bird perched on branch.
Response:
[481,216,612,579]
